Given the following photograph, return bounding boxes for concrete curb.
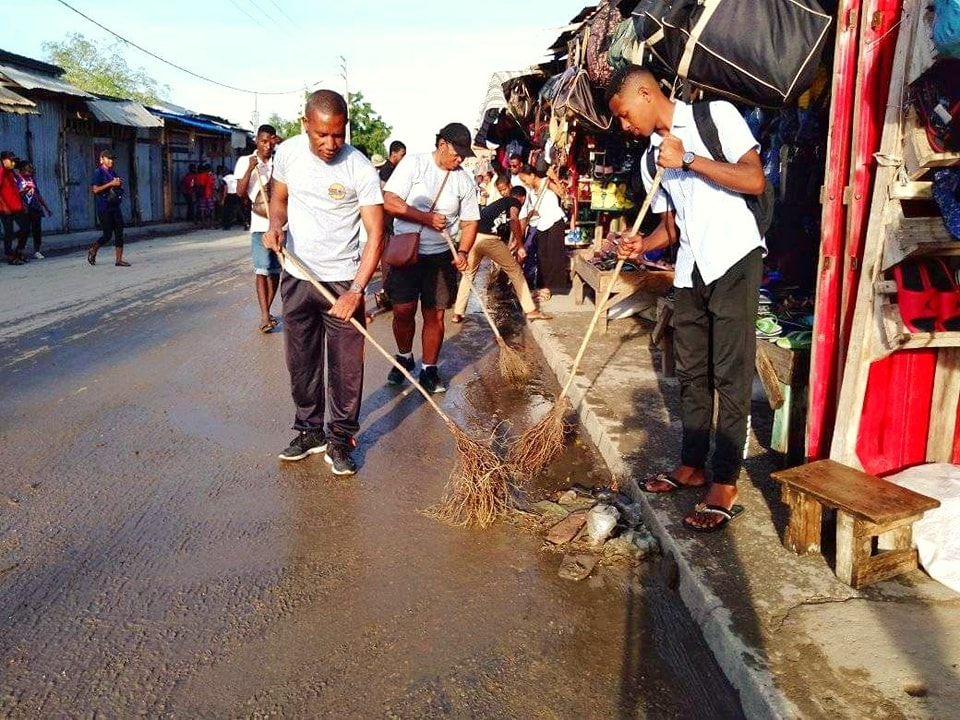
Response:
[527,318,798,720]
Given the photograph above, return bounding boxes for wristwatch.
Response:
[349,281,365,294]
[681,151,695,172]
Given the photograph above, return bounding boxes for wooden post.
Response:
[835,511,872,586]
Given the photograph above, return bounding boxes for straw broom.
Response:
[507,167,667,478]
[259,171,514,527]
[441,230,532,385]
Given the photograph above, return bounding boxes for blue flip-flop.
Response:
[683,503,746,533]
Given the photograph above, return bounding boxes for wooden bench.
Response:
[770,459,941,588]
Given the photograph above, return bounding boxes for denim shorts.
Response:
[251,231,281,276]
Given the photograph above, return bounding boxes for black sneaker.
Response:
[418,365,446,394]
[386,354,415,385]
[324,443,357,475]
[278,430,327,461]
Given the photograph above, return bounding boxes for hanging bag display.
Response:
[382,171,450,268]
[585,0,622,88]
[635,0,832,108]
[553,69,612,131]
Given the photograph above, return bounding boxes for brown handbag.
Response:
[383,170,450,268]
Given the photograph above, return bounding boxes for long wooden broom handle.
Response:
[440,230,505,342]
[278,247,457,428]
[557,167,666,400]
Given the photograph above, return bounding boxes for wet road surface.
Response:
[0,232,742,718]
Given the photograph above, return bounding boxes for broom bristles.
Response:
[506,397,569,479]
[497,342,533,385]
[424,425,516,528]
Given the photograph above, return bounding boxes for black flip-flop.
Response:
[86,251,96,266]
[641,472,704,494]
[683,503,745,533]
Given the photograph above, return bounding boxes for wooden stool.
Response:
[770,459,940,588]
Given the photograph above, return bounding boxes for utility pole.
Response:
[339,56,350,145]
[251,92,259,130]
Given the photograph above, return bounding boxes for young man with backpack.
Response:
[607,66,766,533]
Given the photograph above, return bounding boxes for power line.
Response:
[52,0,306,96]
[226,0,262,26]
[240,0,283,29]
[263,0,299,29]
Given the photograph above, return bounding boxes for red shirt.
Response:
[195,172,214,201]
[0,167,24,214]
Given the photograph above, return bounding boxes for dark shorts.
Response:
[385,251,457,308]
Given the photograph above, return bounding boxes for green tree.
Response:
[42,33,169,105]
[266,112,302,140]
[348,91,391,157]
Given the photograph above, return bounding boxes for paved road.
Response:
[0,231,742,718]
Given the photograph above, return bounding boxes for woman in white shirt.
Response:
[518,165,569,301]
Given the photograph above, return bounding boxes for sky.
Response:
[5,0,592,153]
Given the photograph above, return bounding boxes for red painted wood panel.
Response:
[857,350,938,475]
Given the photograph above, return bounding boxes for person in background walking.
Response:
[0,151,29,265]
[382,122,480,394]
[87,149,129,267]
[607,66,765,532]
[236,124,280,334]
[180,164,197,223]
[18,161,51,259]
[262,89,384,475]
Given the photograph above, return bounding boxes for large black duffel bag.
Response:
[634,0,833,107]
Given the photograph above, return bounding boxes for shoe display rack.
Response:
[831,0,960,467]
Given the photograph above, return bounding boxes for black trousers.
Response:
[281,274,365,444]
[97,207,124,247]
[536,220,570,292]
[673,248,762,485]
[1,212,28,255]
[27,209,43,251]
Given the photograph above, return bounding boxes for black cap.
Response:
[0,150,15,161]
[437,122,475,158]
[100,149,115,159]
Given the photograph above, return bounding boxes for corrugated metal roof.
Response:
[0,63,92,98]
[87,98,162,128]
[0,84,38,114]
[149,109,231,135]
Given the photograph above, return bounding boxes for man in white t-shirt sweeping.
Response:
[263,90,385,475]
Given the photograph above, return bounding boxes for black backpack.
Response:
[645,101,775,235]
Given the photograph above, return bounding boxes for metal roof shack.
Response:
[86,97,162,128]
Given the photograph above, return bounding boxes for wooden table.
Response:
[570,254,675,333]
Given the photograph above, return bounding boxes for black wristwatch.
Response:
[681,151,695,172]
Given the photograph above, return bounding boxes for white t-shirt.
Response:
[223,172,238,195]
[643,100,763,287]
[510,172,530,220]
[272,134,383,282]
[384,153,480,255]
[234,153,273,233]
[527,178,565,231]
